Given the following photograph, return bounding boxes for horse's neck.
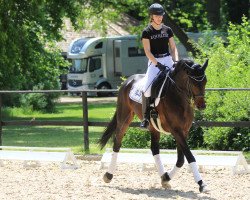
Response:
[167,70,191,102]
[172,71,189,91]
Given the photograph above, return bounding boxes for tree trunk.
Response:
[206,0,221,29]
[227,0,249,24]
[153,0,201,56]
[163,13,201,57]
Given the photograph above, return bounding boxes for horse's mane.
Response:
[171,59,194,77]
[159,59,195,98]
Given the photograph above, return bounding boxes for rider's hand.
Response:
[156,62,166,71]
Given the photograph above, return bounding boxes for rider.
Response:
[140,3,179,129]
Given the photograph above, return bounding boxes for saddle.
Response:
[129,69,172,106]
[128,70,173,134]
[151,69,172,99]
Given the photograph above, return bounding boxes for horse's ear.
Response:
[202,59,209,71]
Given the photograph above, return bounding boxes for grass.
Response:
[2,101,116,155]
[3,126,110,155]
[3,102,116,122]
[1,100,250,162]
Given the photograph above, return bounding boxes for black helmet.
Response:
[149,3,165,16]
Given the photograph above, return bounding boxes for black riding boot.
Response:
[140,95,150,129]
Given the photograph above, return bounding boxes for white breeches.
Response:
[143,56,174,97]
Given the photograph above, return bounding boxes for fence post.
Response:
[0,94,2,146]
[82,92,89,152]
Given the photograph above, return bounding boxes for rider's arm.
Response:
[142,38,158,66]
[169,37,179,62]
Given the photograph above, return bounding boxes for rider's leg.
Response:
[140,62,159,129]
[140,94,150,128]
[160,56,174,69]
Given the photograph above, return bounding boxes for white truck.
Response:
[67,35,147,96]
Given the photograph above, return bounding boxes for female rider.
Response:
[140,3,179,129]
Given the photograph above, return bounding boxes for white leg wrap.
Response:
[168,165,181,179]
[189,162,202,183]
[107,152,118,174]
[154,154,165,176]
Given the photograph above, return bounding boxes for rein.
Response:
[160,62,206,105]
[169,71,206,105]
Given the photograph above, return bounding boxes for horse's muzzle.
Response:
[195,97,206,110]
[197,103,206,110]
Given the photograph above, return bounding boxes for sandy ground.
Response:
[0,160,249,200]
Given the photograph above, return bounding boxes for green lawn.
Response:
[2,102,116,154]
[2,101,249,162]
[3,126,109,154]
[3,102,116,121]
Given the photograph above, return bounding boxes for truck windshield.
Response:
[69,59,88,73]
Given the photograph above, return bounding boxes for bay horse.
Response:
[99,59,209,193]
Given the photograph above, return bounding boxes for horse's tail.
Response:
[98,111,117,150]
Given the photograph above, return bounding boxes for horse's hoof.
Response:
[161,180,171,189]
[199,184,210,193]
[103,172,113,183]
[161,172,171,189]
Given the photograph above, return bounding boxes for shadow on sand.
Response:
[103,185,217,200]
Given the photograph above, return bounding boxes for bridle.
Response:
[162,61,207,105]
[187,74,206,99]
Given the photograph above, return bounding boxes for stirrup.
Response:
[140,119,149,129]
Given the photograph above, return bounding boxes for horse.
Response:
[98,59,209,193]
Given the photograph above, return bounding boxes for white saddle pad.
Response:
[129,78,143,104]
[129,78,160,106]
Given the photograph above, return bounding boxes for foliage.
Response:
[159,134,176,149]
[122,128,151,148]
[122,126,204,150]
[0,0,81,107]
[162,0,209,32]
[196,17,250,151]
[20,83,60,113]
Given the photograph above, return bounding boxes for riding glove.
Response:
[156,62,166,71]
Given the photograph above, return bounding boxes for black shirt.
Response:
[141,24,173,55]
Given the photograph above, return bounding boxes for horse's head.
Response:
[183,59,208,110]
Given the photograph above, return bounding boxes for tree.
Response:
[227,0,249,24]
[0,0,83,106]
[206,0,221,29]
[0,0,82,91]
[196,17,250,151]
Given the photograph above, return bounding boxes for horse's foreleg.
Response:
[174,133,209,193]
[103,111,134,183]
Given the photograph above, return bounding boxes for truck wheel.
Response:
[97,82,112,97]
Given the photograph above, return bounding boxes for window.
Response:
[71,38,89,54]
[69,59,87,73]
[115,48,120,57]
[128,47,146,57]
[95,42,103,49]
[89,57,101,72]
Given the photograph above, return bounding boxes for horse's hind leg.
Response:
[149,129,171,189]
[167,145,184,179]
[103,109,134,183]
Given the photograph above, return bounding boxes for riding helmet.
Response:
[148,3,165,16]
